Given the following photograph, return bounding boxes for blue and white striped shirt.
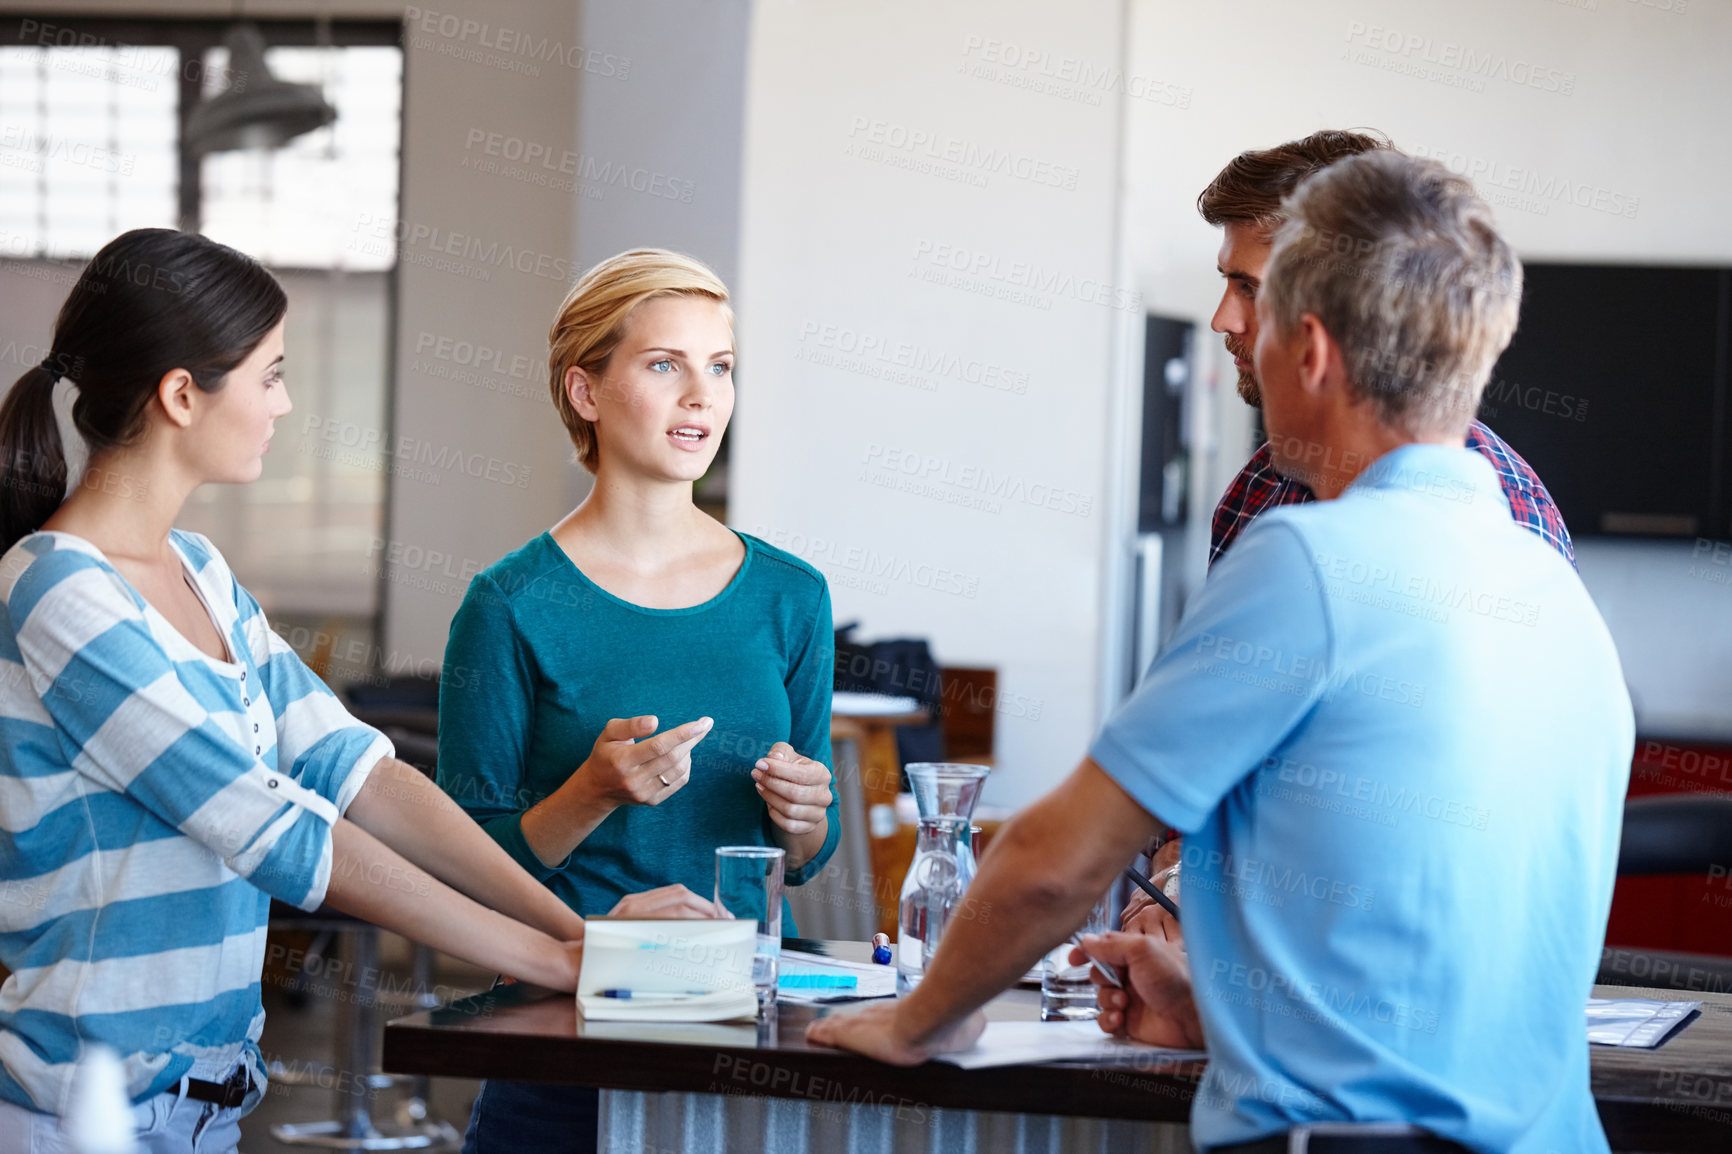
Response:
[0,530,391,1113]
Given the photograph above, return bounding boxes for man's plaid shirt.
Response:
[1209,420,1576,570]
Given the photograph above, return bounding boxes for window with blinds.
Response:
[0,30,403,677]
[0,46,178,258]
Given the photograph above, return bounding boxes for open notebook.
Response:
[576,919,758,1022]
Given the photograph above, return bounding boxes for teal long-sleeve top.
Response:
[436,530,837,926]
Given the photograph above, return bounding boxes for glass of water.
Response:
[1040,894,1110,1021]
[715,846,784,1012]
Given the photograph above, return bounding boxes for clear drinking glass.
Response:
[715,846,784,1012]
[1040,895,1110,1021]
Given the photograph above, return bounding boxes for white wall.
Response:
[573,0,750,289]
[1123,0,1732,738]
[380,0,583,665]
[732,0,1137,809]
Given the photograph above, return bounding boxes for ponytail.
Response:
[0,362,68,553]
[0,228,286,555]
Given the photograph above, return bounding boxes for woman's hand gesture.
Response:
[581,715,712,806]
[752,742,832,836]
[607,884,724,919]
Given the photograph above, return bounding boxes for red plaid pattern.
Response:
[1210,420,1576,570]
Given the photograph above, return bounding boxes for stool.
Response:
[266,907,461,1150]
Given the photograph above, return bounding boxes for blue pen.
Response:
[597,989,710,999]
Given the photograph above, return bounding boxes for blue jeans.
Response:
[462,1079,598,1154]
[0,1086,245,1154]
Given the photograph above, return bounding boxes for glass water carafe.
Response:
[896,763,990,993]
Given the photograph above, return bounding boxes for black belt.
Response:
[182,1063,252,1110]
[1217,1133,1470,1154]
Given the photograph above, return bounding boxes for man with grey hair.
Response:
[809,151,1633,1154]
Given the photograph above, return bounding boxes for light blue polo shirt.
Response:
[1092,444,1633,1153]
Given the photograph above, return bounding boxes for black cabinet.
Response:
[1478,263,1730,540]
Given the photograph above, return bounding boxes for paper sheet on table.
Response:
[1587,997,1701,1048]
[933,1020,1206,1070]
[777,949,897,1003]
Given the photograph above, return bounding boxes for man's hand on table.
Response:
[1072,931,1204,1049]
[805,1001,986,1066]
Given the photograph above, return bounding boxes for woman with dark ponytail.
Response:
[0,230,593,1153]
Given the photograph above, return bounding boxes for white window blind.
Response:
[0,46,177,258]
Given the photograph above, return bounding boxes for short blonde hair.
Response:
[547,248,732,472]
[1263,151,1521,437]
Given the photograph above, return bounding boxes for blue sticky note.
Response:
[777,973,857,990]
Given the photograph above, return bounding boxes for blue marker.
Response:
[871,932,893,965]
[597,989,710,999]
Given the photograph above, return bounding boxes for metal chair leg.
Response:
[270,927,460,1151]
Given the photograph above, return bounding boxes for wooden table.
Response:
[382,941,1732,1152]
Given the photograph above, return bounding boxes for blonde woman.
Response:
[438,250,837,1153]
